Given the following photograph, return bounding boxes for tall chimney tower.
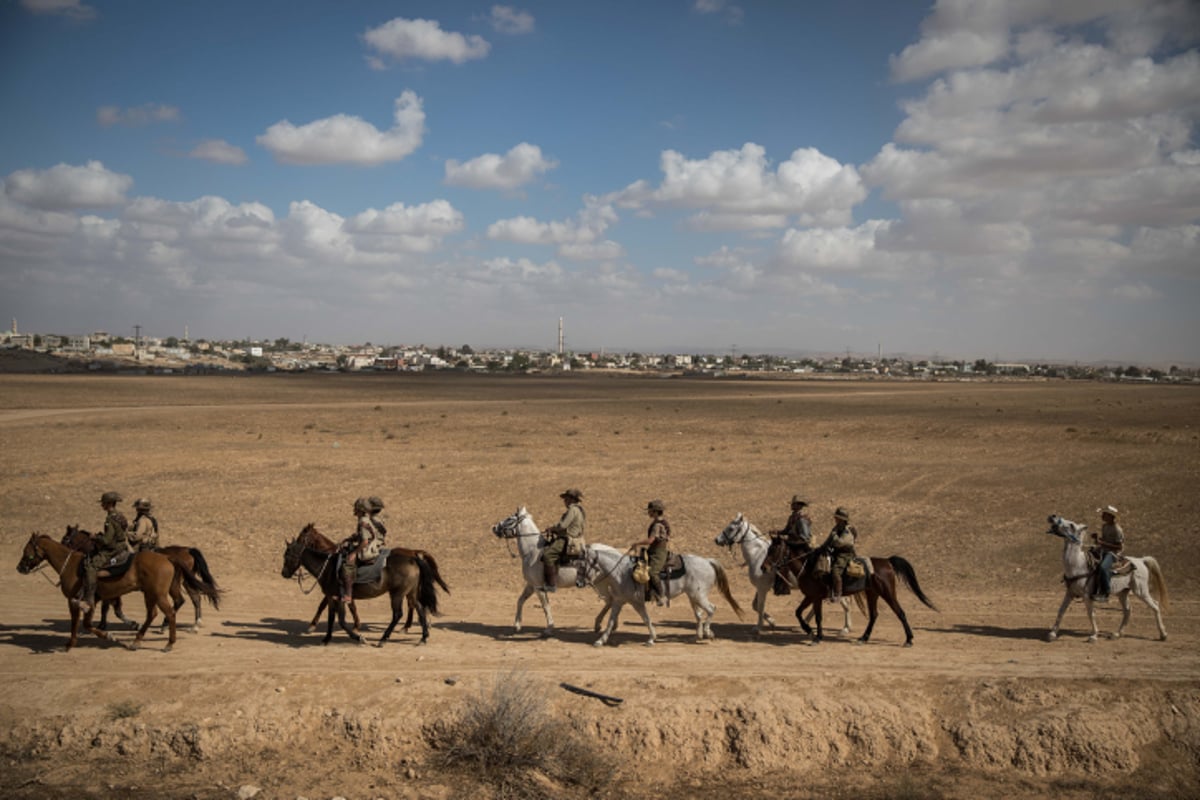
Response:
[558,316,564,357]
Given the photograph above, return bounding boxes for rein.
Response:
[584,548,637,587]
[292,541,335,594]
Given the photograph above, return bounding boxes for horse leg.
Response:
[635,600,657,647]
[692,588,716,641]
[156,589,178,653]
[595,600,623,647]
[839,596,853,635]
[415,602,430,645]
[593,596,612,633]
[185,586,200,632]
[131,592,159,651]
[66,603,81,651]
[859,587,888,642]
[1130,576,1168,641]
[752,586,773,634]
[403,598,415,632]
[1047,590,1074,641]
[307,597,328,632]
[336,598,364,644]
[1083,596,1100,643]
[322,596,337,645]
[538,585,556,637]
[513,584,534,634]
[378,592,404,646]
[812,597,824,644]
[351,600,362,633]
[1113,590,1132,640]
[794,597,814,638]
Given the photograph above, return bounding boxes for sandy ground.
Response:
[1,372,1198,799]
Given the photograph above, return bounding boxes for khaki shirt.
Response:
[825,523,857,552]
[781,510,812,546]
[551,503,586,540]
[128,514,159,551]
[648,518,670,545]
[357,517,383,563]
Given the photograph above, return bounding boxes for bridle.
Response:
[18,535,74,587]
[493,511,545,559]
[1048,518,1092,587]
[716,517,764,568]
[286,535,336,594]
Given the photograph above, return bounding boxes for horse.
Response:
[490,507,619,637]
[16,533,218,652]
[1044,515,1168,642]
[774,546,936,647]
[60,525,222,632]
[280,524,441,646]
[575,544,744,647]
[714,513,853,635]
[283,525,450,635]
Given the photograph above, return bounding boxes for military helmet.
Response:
[560,488,583,501]
[133,498,153,512]
[367,496,385,513]
[833,506,850,521]
[353,496,370,514]
[100,491,123,506]
[647,499,665,513]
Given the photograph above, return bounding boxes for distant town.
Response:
[1,320,1195,383]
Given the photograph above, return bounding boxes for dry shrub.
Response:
[425,670,619,799]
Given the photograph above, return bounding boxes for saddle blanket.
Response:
[353,549,392,585]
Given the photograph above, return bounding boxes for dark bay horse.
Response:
[16,533,216,651]
[772,547,937,646]
[61,526,222,632]
[282,525,450,634]
[280,524,443,646]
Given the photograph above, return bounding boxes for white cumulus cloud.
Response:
[257,92,426,166]
[444,143,558,190]
[4,161,132,210]
[363,17,490,65]
[489,5,535,35]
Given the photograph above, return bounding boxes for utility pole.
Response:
[133,324,142,352]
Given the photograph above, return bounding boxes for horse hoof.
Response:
[1160,634,1168,641]
[593,640,605,648]
[1046,633,1058,642]
[903,641,913,648]
[305,624,317,634]
[1087,635,1098,643]
[643,640,655,647]
[539,629,556,639]
[163,645,173,653]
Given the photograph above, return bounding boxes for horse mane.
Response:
[300,523,339,552]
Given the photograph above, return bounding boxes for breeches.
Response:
[542,536,569,565]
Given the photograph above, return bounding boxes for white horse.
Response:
[575,545,744,647]
[714,513,852,635]
[1045,515,1168,643]
[491,507,616,637]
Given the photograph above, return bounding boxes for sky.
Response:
[1,0,1198,364]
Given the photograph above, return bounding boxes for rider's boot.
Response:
[542,560,558,592]
[74,568,97,612]
[652,576,666,606]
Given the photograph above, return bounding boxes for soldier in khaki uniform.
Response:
[128,498,159,552]
[819,507,857,602]
[74,491,131,612]
[1091,504,1125,602]
[339,497,384,603]
[367,496,387,545]
[541,489,585,592]
[631,499,671,605]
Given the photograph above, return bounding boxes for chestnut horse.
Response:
[281,525,449,634]
[16,533,216,651]
[773,547,937,647]
[280,524,443,646]
[60,525,222,632]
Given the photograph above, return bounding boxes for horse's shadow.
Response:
[927,623,1048,641]
[211,617,332,648]
[437,619,602,645]
[0,619,161,654]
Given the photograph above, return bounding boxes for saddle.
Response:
[1086,548,1130,574]
[96,552,134,580]
[352,549,391,585]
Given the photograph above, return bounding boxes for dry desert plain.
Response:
[1,371,1198,800]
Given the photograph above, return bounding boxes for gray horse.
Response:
[576,544,743,646]
[1045,515,1168,642]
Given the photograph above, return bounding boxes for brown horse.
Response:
[16,533,215,651]
[282,525,450,634]
[60,526,222,632]
[771,546,937,646]
[280,524,443,645]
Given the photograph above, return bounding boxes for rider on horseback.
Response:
[128,498,159,552]
[1091,504,1125,603]
[819,507,857,603]
[367,496,386,545]
[541,489,585,593]
[631,499,671,606]
[73,491,131,612]
[769,495,812,594]
[339,497,383,603]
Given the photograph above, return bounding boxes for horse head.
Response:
[61,524,94,554]
[492,507,531,540]
[16,532,48,574]
[281,535,306,579]
[1046,514,1084,545]
[714,513,748,547]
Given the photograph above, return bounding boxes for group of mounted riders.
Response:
[70,491,161,613]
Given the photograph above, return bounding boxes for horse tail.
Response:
[187,548,220,592]
[710,560,745,620]
[178,564,222,610]
[416,556,441,617]
[418,550,451,595]
[1143,557,1169,612]
[888,556,937,611]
